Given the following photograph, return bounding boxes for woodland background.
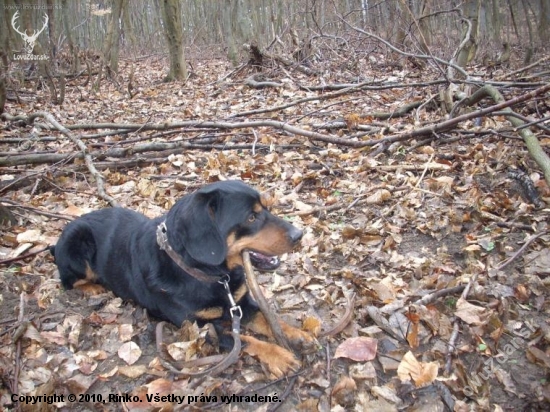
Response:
[1,0,550,411]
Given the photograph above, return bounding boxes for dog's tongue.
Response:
[248,251,280,271]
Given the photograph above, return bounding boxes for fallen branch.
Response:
[3,84,548,166]
[0,141,283,167]
[12,293,26,394]
[403,285,466,310]
[259,47,318,77]
[244,74,283,89]
[453,84,550,187]
[231,79,446,119]
[286,185,408,217]
[0,245,50,266]
[496,55,550,81]
[339,14,469,78]
[0,199,73,221]
[2,112,118,206]
[364,82,550,149]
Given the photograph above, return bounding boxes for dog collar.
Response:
[156,222,224,283]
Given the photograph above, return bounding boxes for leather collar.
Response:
[156,222,223,283]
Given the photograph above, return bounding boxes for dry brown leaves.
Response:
[1,56,549,411]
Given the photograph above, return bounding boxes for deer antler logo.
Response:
[11,11,49,55]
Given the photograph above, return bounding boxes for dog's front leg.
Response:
[246,312,316,352]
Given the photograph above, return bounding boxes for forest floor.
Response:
[1,52,550,411]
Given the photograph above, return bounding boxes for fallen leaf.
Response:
[332,376,357,407]
[16,229,41,243]
[334,337,378,361]
[397,351,438,387]
[455,297,487,325]
[118,364,147,378]
[10,242,33,257]
[118,341,142,365]
[365,190,391,205]
[61,204,90,216]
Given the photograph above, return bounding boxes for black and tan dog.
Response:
[51,180,313,376]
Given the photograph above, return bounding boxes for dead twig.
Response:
[4,111,118,207]
[319,293,356,337]
[12,293,26,396]
[267,375,298,412]
[496,55,550,80]
[0,245,51,266]
[494,231,548,271]
[445,320,465,375]
[0,199,74,221]
[445,273,479,375]
[408,285,466,309]
[155,321,230,377]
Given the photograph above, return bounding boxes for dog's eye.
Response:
[248,213,257,223]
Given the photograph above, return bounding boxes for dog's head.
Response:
[165,180,302,271]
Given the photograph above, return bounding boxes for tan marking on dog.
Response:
[247,312,316,351]
[241,335,299,378]
[71,263,105,295]
[195,307,224,320]
[252,202,263,214]
[225,223,293,269]
[233,283,248,303]
[226,232,236,247]
[85,263,97,281]
[73,281,107,296]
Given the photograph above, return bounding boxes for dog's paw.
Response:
[247,313,316,353]
[281,323,317,353]
[73,281,107,296]
[241,335,300,378]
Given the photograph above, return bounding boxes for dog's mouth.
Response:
[248,250,281,271]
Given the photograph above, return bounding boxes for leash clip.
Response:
[219,275,243,322]
[156,222,168,251]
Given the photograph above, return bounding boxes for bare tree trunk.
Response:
[224,0,239,65]
[0,0,8,114]
[456,0,480,68]
[103,0,124,75]
[61,0,79,72]
[489,0,502,43]
[122,0,137,52]
[506,0,521,41]
[417,0,433,50]
[540,0,550,43]
[160,0,187,82]
[394,1,410,50]
[521,0,535,64]
[46,0,57,56]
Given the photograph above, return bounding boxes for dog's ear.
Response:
[165,191,226,266]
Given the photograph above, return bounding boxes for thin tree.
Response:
[103,0,125,75]
[0,0,9,114]
[160,0,187,82]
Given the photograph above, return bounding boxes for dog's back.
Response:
[53,208,156,295]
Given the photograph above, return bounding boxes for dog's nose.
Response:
[289,227,303,244]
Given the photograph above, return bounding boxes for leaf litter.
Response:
[0,56,549,411]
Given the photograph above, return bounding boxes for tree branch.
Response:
[4,112,119,207]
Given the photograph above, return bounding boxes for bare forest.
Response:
[1,0,550,410]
